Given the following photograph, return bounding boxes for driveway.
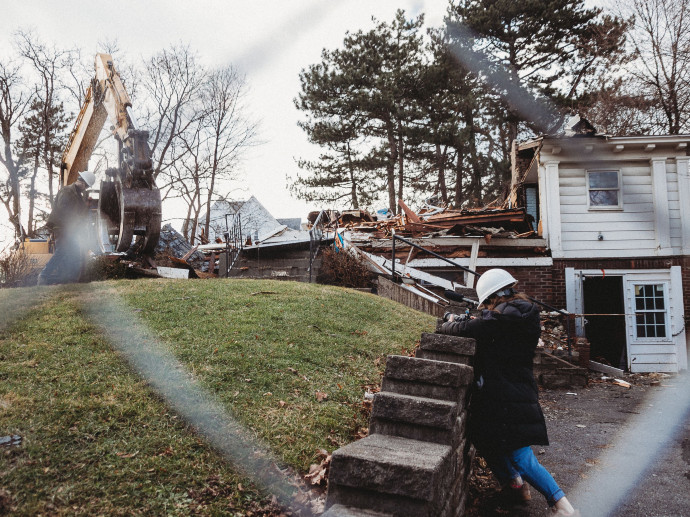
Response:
[466,373,690,517]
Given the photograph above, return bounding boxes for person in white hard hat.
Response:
[440,269,578,516]
[38,171,95,285]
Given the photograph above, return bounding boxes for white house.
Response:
[510,121,690,372]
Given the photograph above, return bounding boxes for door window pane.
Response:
[634,284,667,338]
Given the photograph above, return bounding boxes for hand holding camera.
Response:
[443,312,468,323]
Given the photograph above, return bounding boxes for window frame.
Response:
[586,169,622,210]
[631,282,671,343]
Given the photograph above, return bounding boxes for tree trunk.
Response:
[27,154,40,236]
[386,119,397,213]
[435,142,447,204]
[4,141,24,238]
[454,147,464,208]
[347,143,359,209]
[396,117,405,205]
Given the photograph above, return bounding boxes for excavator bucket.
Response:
[98,179,161,254]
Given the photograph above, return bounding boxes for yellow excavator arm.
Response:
[61,53,160,255]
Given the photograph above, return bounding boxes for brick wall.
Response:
[473,255,690,313]
[472,266,559,307]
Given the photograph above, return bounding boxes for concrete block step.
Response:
[420,332,476,356]
[417,332,475,365]
[326,485,438,517]
[321,504,393,517]
[369,390,462,446]
[370,391,457,430]
[416,349,472,365]
[384,355,474,387]
[370,416,465,448]
[328,434,452,502]
[382,355,473,403]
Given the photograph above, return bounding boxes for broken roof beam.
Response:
[361,236,547,249]
[353,246,467,291]
[397,199,422,224]
[422,208,527,226]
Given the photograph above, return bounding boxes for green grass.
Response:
[0,279,435,515]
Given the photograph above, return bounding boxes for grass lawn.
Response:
[0,279,435,515]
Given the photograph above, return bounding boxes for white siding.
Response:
[666,165,683,250]
[558,165,657,254]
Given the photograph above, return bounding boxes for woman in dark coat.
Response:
[440,269,578,516]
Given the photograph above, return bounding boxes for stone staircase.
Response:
[323,332,477,517]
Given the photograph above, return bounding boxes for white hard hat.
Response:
[476,268,518,305]
[78,170,96,188]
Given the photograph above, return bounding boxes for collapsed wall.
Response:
[323,331,477,517]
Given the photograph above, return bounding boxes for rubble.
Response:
[312,200,535,240]
[155,224,206,269]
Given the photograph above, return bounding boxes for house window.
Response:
[587,170,621,209]
[634,284,667,338]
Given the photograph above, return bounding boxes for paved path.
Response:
[466,375,690,517]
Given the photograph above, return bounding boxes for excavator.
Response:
[61,53,161,255]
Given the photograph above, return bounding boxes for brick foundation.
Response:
[472,256,690,312]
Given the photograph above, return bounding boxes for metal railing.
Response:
[391,232,573,354]
[223,213,243,277]
[308,210,327,282]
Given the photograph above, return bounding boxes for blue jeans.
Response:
[484,446,565,506]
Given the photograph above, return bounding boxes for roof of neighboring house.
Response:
[196,196,288,243]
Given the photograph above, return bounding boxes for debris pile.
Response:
[155,224,206,270]
[539,311,570,351]
[309,199,535,240]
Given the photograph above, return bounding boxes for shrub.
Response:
[316,247,373,288]
[0,249,32,288]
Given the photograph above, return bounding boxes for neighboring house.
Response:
[193,196,318,281]
[508,119,690,372]
[195,196,288,244]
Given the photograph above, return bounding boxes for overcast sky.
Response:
[0,0,448,227]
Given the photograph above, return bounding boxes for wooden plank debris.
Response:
[588,360,625,377]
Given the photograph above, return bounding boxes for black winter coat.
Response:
[440,299,548,454]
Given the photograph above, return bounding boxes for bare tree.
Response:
[170,122,204,243]
[0,59,31,239]
[139,44,206,182]
[198,65,257,239]
[166,64,258,244]
[617,0,690,134]
[15,30,74,204]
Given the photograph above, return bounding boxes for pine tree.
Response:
[16,99,67,235]
[294,10,426,214]
[448,0,629,143]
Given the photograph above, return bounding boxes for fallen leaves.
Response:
[304,449,331,486]
[288,367,309,382]
[315,391,328,402]
[158,447,174,457]
[115,451,138,458]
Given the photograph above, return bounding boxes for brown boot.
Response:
[502,481,531,503]
[517,482,531,501]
